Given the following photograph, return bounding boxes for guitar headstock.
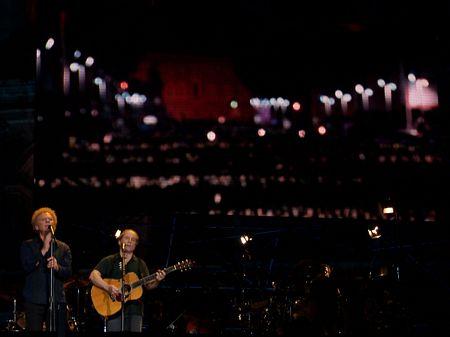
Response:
[174,259,194,272]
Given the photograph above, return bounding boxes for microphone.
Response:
[121,243,126,251]
[49,225,55,237]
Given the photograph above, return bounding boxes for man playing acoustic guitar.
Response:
[89,229,166,332]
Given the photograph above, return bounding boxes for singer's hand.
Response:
[46,256,60,271]
[41,232,52,255]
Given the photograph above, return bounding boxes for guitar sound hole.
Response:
[123,284,131,299]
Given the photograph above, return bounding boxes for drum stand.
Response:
[6,298,23,332]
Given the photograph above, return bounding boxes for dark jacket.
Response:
[20,236,72,304]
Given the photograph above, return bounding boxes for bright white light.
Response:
[230,100,238,109]
[94,77,103,85]
[126,93,147,106]
[318,126,327,135]
[343,94,352,102]
[143,115,158,125]
[292,102,301,111]
[250,98,260,107]
[240,235,252,245]
[114,229,122,239]
[377,79,386,87]
[207,131,216,142]
[408,73,416,83]
[365,88,373,96]
[298,130,306,138]
[85,56,95,67]
[389,83,397,91]
[383,207,394,214]
[319,95,329,103]
[329,97,336,105]
[335,90,343,98]
[368,225,381,239]
[36,49,41,58]
[74,50,81,59]
[257,128,266,137]
[69,62,79,72]
[355,84,364,94]
[45,38,55,50]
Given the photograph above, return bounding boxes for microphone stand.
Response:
[120,244,126,332]
[49,226,56,332]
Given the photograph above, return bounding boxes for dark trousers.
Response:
[106,314,143,332]
[25,302,67,337]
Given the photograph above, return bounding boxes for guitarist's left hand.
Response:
[156,269,166,282]
[145,269,166,290]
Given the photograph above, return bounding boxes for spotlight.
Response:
[240,235,252,245]
[114,229,122,239]
[382,207,394,214]
[368,225,381,239]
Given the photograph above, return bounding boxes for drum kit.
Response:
[224,260,340,336]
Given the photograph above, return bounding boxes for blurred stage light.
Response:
[368,225,381,239]
[214,193,222,204]
[207,131,216,142]
[115,229,122,239]
[318,126,327,135]
[143,115,158,125]
[120,81,128,90]
[45,38,55,50]
[69,62,80,72]
[85,56,95,67]
[240,235,252,245]
[292,102,301,111]
[383,207,394,214]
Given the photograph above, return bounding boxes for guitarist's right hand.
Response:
[107,284,121,300]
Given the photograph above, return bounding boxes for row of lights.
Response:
[320,79,397,114]
[206,126,324,142]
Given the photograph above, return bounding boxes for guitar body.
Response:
[91,272,143,317]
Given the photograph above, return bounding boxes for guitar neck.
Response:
[130,265,176,289]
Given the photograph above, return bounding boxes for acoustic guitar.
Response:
[91,259,193,317]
